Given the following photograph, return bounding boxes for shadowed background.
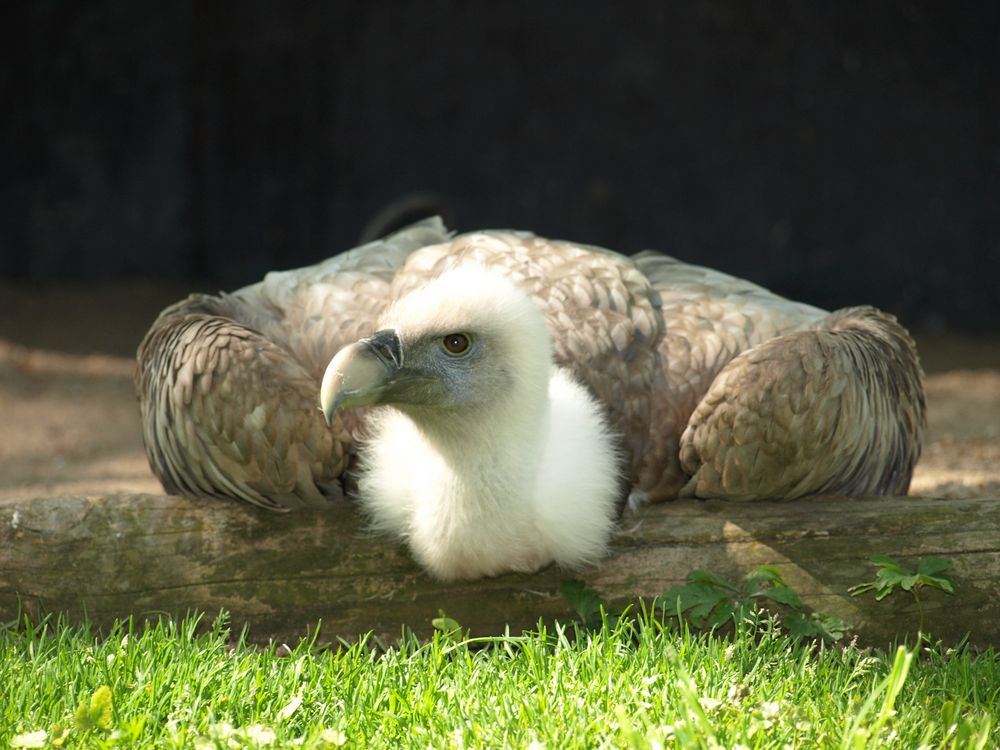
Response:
[1,2,999,604]
[2,1,998,340]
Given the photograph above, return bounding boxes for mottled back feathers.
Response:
[136,219,926,510]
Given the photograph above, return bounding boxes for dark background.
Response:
[3,1,999,333]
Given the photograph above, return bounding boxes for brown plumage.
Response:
[135,218,925,510]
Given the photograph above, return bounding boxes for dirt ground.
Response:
[1,281,999,502]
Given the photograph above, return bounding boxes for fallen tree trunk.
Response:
[2,493,998,646]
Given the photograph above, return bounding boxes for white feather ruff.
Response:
[354,268,621,580]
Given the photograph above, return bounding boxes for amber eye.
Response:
[442,333,471,355]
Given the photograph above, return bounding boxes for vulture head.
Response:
[321,268,551,424]
[320,267,621,580]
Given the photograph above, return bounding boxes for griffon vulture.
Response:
[136,218,925,577]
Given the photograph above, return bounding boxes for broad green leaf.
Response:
[431,614,463,641]
[662,582,729,625]
[917,557,953,576]
[925,575,955,594]
[706,597,740,628]
[743,565,784,593]
[848,582,876,597]
[687,570,739,591]
[74,685,113,732]
[870,554,903,570]
[560,579,604,621]
[876,568,907,585]
[757,585,802,609]
[786,612,850,643]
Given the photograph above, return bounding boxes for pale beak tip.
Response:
[320,333,400,424]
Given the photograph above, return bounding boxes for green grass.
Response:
[1,611,997,749]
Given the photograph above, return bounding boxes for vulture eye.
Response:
[442,333,471,356]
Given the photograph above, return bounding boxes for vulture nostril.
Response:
[364,330,403,369]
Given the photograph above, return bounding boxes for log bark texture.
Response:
[2,493,998,646]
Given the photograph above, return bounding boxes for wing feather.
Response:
[678,307,925,499]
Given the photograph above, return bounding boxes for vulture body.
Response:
[136,218,926,575]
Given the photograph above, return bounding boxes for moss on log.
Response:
[2,493,998,645]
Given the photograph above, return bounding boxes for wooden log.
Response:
[2,493,998,646]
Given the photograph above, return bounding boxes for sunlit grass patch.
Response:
[1,610,996,748]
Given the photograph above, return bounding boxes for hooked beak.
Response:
[320,329,403,425]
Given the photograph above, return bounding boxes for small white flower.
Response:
[245,724,277,745]
[208,722,236,739]
[9,730,47,749]
[760,700,781,719]
[319,728,348,746]
[699,696,723,712]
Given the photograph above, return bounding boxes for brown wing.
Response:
[677,306,926,499]
[135,218,449,508]
[631,251,829,499]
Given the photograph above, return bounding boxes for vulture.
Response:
[136,218,926,579]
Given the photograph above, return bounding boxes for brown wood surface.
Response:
[2,493,997,645]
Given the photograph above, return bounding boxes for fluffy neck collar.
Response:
[394,374,549,507]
